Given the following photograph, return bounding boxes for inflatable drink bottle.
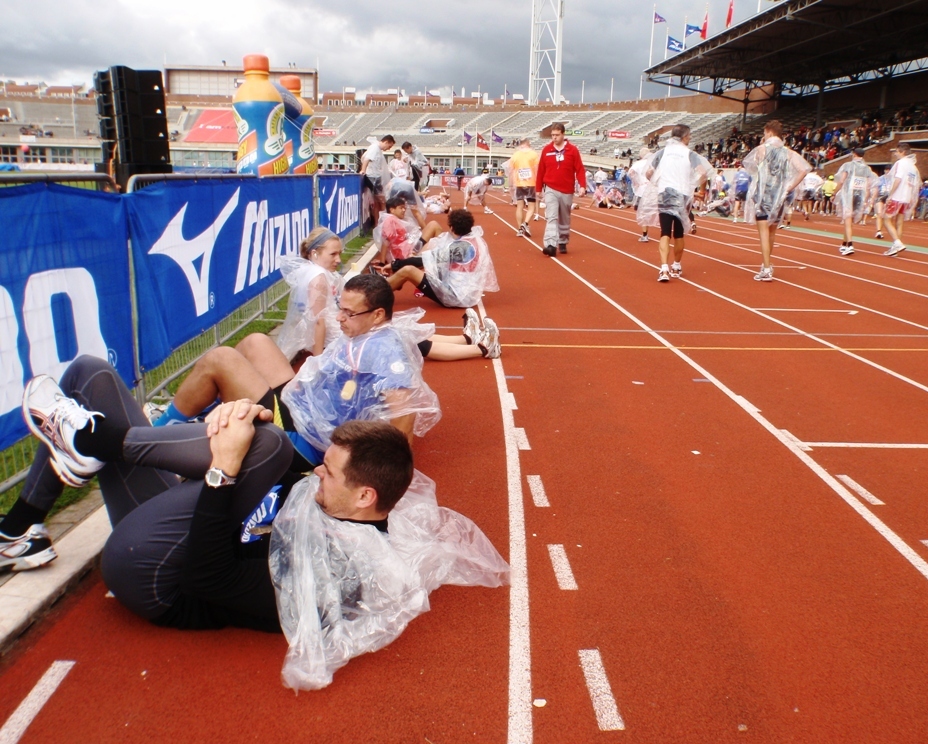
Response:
[277,74,318,175]
[233,54,289,175]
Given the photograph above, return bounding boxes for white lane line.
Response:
[527,475,551,507]
[836,475,885,506]
[546,545,579,590]
[530,260,928,583]
[805,442,928,449]
[780,429,812,452]
[572,226,928,396]
[578,649,626,731]
[515,428,531,450]
[754,308,859,315]
[0,660,75,744]
[480,297,532,744]
[508,392,519,410]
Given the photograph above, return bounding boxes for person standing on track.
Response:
[639,124,715,282]
[882,141,922,257]
[510,138,540,237]
[742,120,812,282]
[833,148,878,257]
[536,123,587,256]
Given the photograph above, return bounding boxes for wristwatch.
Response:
[205,467,237,488]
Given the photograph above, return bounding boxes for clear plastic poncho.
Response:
[629,153,660,228]
[363,137,391,193]
[640,138,716,233]
[834,160,878,223]
[420,226,499,308]
[742,137,812,224]
[373,210,423,260]
[276,256,340,361]
[280,317,441,455]
[385,177,426,220]
[269,469,510,691]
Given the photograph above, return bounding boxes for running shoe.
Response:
[875,231,884,239]
[777,224,787,229]
[484,207,494,214]
[657,269,671,282]
[753,266,774,282]
[22,375,104,487]
[479,318,501,359]
[669,265,683,279]
[462,308,482,345]
[884,241,906,256]
[516,226,524,237]
[521,222,531,238]
[533,214,540,221]
[543,245,557,257]
[637,235,649,243]
[839,244,855,256]
[0,524,57,571]
[558,244,568,254]
[690,223,697,234]
[143,401,167,424]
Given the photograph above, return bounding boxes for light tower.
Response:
[528,0,564,106]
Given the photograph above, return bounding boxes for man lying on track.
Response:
[1,361,508,690]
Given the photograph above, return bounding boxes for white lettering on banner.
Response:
[24,269,107,382]
[0,286,25,418]
[337,188,359,233]
[149,189,240,316]
[235,202,308,294]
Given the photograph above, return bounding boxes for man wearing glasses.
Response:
[153,274,438,470]
[536,123,587,256]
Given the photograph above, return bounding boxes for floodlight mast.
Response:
[529,0,564,106]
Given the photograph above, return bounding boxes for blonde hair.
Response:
[300,227,340,259]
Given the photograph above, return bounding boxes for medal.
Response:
[340,379,357,400]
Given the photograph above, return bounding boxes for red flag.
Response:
[701,8,708,38]
[725,0,734,27]
[476,132,490,151]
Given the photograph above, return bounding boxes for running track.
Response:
[3,191,928,743]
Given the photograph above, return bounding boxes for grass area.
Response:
[0,476,95,521]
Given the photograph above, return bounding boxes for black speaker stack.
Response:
[94,66,172,190]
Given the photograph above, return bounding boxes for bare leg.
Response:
[425,343,484,361]
[515,200,525,226]
[673,236,685,263]
[843,218,853,243]
[658,235,672,266]
[421,221,444,243]
[234,333,295,389]
[525,200,536,221]
[170,346,273,418]
[387,265,426,292]
[875,202,885,234]
[757,220,774,267]
[430,334,468,345]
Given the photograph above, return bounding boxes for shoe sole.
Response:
[657,274,670,282]
[840,249,855,256]
[21,377,93,487]
[3,546,58,571]
[885,247,906,256]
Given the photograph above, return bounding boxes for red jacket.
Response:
[536,140,587,194]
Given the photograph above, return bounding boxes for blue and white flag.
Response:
[667,36,684,52]
[685,23,702,36]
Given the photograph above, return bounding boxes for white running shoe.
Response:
[637,235,649,243]
[484,207,493,214]
[22,375,104,487]
[875,231,884,239]
[0,524,57,571]
[839,244,855,256]
[669,264,682,279]
[884,240,906,256]
[462,308,482,345]
[521,222,531,238]
[753,265,774,282]
[479,318,501,359]
[657,269,671,282]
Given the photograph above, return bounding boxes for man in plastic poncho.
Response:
[882,141,922,257]
[742,120,812,282]
[833,149,878,257]
[639,124,715,282]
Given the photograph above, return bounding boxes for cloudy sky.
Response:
[2,0,776,103]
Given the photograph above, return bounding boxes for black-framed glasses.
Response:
[336,302,375,319]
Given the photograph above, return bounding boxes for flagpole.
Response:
[474,129,478,174]
[664,26,670,99]
[641,4,657,100]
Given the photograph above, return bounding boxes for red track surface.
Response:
[4,189,928,743]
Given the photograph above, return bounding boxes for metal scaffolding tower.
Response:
[528,0,564,106]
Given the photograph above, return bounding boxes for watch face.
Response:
[206,468,230,487]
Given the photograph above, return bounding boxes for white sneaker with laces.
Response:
[669,265,682,279]
[0,524,57,571]
[839,244,855,256]
[22,375,104,486]
[638,235,649,243]
[479,318,501,359]
[884,240,906,256]
[521,222,531,238]
[753,265,774,282]
[462,308,482,345]
[657,269,670,282]
[484,207,493,214]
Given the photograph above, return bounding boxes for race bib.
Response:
[852,177,865,190]
[518,167,532,180]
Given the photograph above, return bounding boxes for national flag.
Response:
[726,0,734,28]
[654,11,666,23]
[667,36,684,53]
[476,133,490,151]
[463,131,472,144]
[491,130,504,144]
[685,23,702,37]
[701,9,708,38]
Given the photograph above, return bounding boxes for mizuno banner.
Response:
[126,177,313,371]
[0,183,134,450]
[317,174,362,239]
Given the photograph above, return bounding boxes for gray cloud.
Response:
[1,0,765,102]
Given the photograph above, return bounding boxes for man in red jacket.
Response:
[536,123,587,256]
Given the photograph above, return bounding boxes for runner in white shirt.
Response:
[798,171,824,220]
[833,148,878,256]
[360,135,395,226]
[463,173,494,214]
[883,141,922,256]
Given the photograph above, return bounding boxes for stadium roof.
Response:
[646,0,928,102]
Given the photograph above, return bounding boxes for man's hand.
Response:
[206,399,272,478]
